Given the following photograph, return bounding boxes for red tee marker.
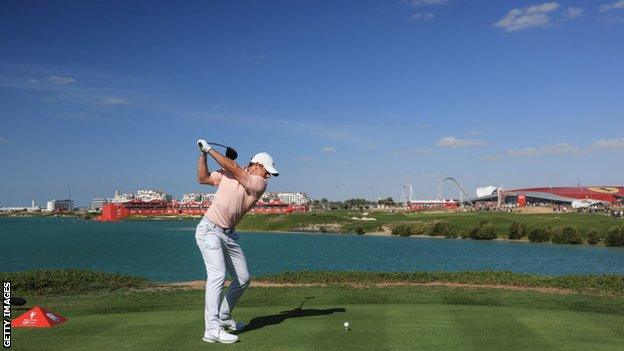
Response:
[11,306,67,328]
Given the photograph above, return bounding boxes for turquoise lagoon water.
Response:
[1,217,623,282]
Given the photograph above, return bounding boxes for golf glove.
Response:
[197,139,212,153]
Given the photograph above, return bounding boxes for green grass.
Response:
[259,271,624,296]
[237,210,623,240]
[5,269,623,297]
[0,269,154,296]
[10,285,624,350]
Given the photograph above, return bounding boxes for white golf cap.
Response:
[251,152,279,176]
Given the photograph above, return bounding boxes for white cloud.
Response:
[466,128,485,136]
[411,12,435,21]
[528,2,560,13]
[102,97,128,106]
[299,156,312,161]
[600,1,624,12]
[591,138,624,149]
[404,0,447,21]
[436,136,485,147]
[507,142,584,157]
[0,137,9,144]
[567,7,584,19]
[494,2,560,32]
[47,75,75,85]
[29,78,39,84]
[321,146,336,152]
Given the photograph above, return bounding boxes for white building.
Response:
[1,200,41,213]
[90,198,110,210]
[136,189,168,202]
[0,207,27,213]
[261,192,310,205]
[46,199,73,212]
[476,186,499,198]
[28,199,40,212]
[112,190,135,203]
[182,193,201,203]
[111,189,171,203]
[182,193,215,203]
[279,192,310,205]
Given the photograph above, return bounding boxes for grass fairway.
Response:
[236,210,622,237]
[11,285,624,350]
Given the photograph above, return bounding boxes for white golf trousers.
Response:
[195,217,250,330]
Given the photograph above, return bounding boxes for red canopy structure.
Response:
[12,306,67,328]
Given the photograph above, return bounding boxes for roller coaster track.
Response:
[435,177,474,206]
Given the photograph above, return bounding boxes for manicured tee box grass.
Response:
[11,285,624,351]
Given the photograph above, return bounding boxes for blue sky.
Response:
[1,0,623,206]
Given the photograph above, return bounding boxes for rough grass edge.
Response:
[256,271,624,297]
[3,269,623,297]
[0,269,155,296]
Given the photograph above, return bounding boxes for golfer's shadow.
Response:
[236,297,345,334]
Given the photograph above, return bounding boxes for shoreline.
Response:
[3,213,620,247]
[237,230,590,246]
[167,279,575,295]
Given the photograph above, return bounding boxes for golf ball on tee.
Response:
[344,322,349,328]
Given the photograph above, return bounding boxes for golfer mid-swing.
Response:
[195,139,279,344]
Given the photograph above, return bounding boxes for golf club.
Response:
[198,141,238,160]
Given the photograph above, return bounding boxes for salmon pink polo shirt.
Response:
[204,169,267,229]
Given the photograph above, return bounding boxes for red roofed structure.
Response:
[474,186,624,206]
[503,186,624,204]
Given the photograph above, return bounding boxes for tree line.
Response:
[309,197,397,210]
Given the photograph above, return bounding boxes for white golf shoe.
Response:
[220,318,245,332]
[202,327,239,344]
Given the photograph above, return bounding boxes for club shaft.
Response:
[207,141,230,149]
